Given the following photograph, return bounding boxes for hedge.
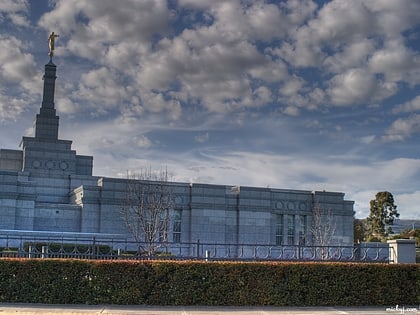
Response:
[0,259,418,306]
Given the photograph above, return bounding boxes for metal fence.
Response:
[0,234,395,262]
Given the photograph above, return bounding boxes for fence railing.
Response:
[0,235,394,262]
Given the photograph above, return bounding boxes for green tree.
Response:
[353,218,367,243]
[366,191,399,241]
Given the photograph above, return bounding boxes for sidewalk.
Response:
[1,304,418,314]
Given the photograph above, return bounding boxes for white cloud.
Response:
[134,135,152,149]
[0,35,38,85]
[360,135,376,144]
[327,68,398,106]
[115,149,419,219]
[2,0,420,224]
[366,0,420,36]
[383,114,420,141]
[324,39,376,73]
[0,90,27,122]
[213,1,288,42]
[194,132,209,143]
[0,35,40,121]
[140,91,182,120]
[328,68,376,106]
[310,0,374,43]
[283,106,300,117]
[396,191,420,220]
[277,39,324,68]
[368,39,420,84]
[393,96,420,114]
[75,67,128,114]
[56,98,79,115]
[39,0,171,61]
[279,76,305,97]
[0,0,30,27]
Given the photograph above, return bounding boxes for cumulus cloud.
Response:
[75,67,128,114]
[134,134,153,149]
[0,0,30,27]
[0,35,38,85]
[35,0,420,119]
[383,114,420,141]
[396,191,420,220]
[141,149,420,218]
[56,98,79,115]
[324,39,376,73]
[328,69,376,106]
[2,0,420,220]
[39,0,170,46]
[0,90,27,122]
[0,35,39,121]
[393,96,420,114]
[369,40,420,84]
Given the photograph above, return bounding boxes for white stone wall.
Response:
[0,149,22,171]
[0,167,355,248]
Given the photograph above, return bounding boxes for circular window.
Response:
[32,160,41,168]
[46,160,55,169]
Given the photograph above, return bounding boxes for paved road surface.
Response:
[0,304,418,314]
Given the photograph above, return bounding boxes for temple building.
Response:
[0,57,355,254]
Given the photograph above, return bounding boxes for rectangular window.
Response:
[287,215,295,245]
[173,209,182,243]
[159,220,168,243]
[298,215,306,245]
[275,214,283,245]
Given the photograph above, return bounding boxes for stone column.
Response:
[387,239,416,264]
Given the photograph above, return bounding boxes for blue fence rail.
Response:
[0,235,395,262]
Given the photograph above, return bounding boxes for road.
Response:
[0,304,419,314]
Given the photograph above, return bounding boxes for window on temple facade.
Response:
[158,218,168,243]
[275,214,283,245]
[287,214,295,245]
[298,215,307,245]
[173,209,182,243]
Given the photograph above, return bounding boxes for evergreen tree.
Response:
[354,218,367,243]
[366,191,399,240]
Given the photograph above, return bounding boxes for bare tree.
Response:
[120,168,173,256]
[310,205,336,259]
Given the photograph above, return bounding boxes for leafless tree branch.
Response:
[120,167,173,256]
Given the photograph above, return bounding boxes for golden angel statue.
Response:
[48,32,59,57]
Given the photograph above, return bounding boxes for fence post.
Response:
[196,239,200,259]
[28,245,34,258]
[41,246,49,259]
[92,236,96,259]
[387,239,416,264]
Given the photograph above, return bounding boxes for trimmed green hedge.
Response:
[0,259,418,306]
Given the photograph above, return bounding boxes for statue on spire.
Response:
[48,32,59,58]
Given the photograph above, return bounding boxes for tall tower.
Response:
[34,60,59,140]
[19,39,93,177]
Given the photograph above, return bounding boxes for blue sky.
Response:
[0,0,419,219]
